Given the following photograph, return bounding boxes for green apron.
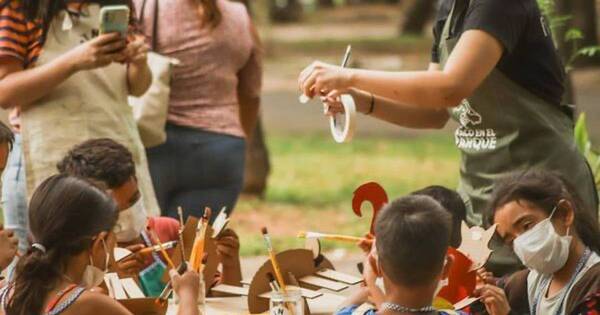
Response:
[438,0,598,274]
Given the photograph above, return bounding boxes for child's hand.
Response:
[357,233,374,254]
[0,225,18,270]
[216,229,240,267]
[362,250,378,288]
[474,285,510,315]
[476,268,498,286]
[170,269,200,300]
[117,244,146,276]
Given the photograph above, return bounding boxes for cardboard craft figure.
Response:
[352,182,388,235]
[437,222,497,307]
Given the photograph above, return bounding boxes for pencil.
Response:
[261,227,287,291]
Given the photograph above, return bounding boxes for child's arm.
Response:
[0,226,18,270]
[215,229,242,286]
[363,256,385,309]
[170,269,201,315]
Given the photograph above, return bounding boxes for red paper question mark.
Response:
[352,182,389,235]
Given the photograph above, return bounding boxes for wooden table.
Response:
[167,292,348,315]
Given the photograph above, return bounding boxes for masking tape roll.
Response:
[329,94,356,143]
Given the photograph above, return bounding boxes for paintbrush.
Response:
[176,207,187,267]
[297,231,366,243]
[149,229,176,270]
[155,261,189,305]
[261,227,287,292]
[118,241,179,262]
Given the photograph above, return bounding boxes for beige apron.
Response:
[20,5,160,216]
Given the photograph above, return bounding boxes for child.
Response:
[491,171,600,314]
[57,138,242,293]
[411,186,466,248]
[0,174,201,315]
[0,121,17,271]
[338,195,508,315]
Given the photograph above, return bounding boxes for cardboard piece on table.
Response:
[211,284,249,296]
[118,298,168,315]
[258,286,323,300]
[240,278,252,285]
[121,278,146,299]
[114,247,132,262]
[105,273,128,300]
[164,216,219,294]
[299,275,348,292]
[212,208,230,238]
[438,247,477,304]
[454,296,481,310]
[316,269,363,285]
[305,238,321,260]
[248,249,318,314]
[352,182,388,235]
[457,222,497,271]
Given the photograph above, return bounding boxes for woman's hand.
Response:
[216,229,241,267]
[298,61,353,100]
[474,285,511,315]
[122,38,149,67]
[64,33,126,72]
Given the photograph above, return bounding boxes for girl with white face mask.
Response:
[490,171,600,315]
[0,175,201,315]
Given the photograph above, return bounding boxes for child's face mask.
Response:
[114,198,147,243]
[82,237,110,289]
[513,204,572,275]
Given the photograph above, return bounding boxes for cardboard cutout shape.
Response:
[352,182,388,235]
[457,222,496,272]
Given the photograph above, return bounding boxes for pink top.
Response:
[136,0,262,138]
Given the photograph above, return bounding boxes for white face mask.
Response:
[82,238,110,289]
[513,206,572,275]
[114,199,147,243]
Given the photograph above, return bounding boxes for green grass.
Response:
[231,133,460,256]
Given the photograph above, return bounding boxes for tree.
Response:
[269,0,303,23]
[400,0,436,35]
[243,119,271,197]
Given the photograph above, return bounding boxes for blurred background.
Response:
[229,0,600,256]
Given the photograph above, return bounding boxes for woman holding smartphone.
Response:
[0,0,160,252]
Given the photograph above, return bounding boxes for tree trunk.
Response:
[317,0,335,8]
[269,0,303,23]
[555,0,600,67]
[242,119,271,198]
[554,0,577,105]
[400,0,436,35]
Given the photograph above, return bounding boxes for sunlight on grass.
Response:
[231,133,460,256]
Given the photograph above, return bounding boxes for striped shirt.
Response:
[0,1,43,67]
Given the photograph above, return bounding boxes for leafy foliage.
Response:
[575,113,600,192]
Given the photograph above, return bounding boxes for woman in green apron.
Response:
[0,0,159,218]
[298,0,598,275]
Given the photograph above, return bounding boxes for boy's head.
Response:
[374,195,452,292]
[411,186,466,248]
[57,138,139,211]
[0,121,14,173]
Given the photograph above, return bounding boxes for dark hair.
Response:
[193,0,222,29]
[489,170,600,254]
[411,186,466,248]
[17,0,135,43]
[375,195,451,287]
[57,138,135,189]
[0,121,14,151]
[6,174,118,315]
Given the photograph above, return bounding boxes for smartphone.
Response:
[99,5,130,37]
